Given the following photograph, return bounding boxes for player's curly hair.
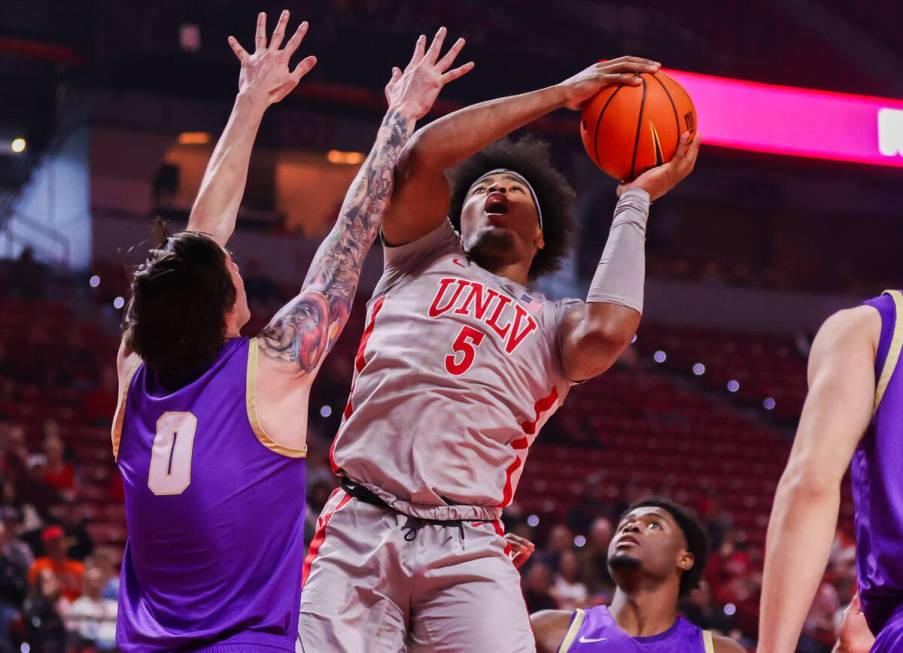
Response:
[625,498,710,597]
[447,136,576,280]
[124,230,236,378]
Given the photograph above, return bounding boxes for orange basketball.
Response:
[580,71,697,182]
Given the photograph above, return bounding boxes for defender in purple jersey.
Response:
[531,499,743,653]
[760,291,903,652]
[112,12,470,650]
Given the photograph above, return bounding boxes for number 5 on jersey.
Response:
[148,412,197,495]
[445,326,485,375]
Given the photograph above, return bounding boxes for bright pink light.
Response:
[666,69,903,169]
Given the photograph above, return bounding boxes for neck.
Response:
[608,581,680,637]
[480,259,530,286]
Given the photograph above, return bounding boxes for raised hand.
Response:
[384,27,475,120]
[227,10,317,105]
[558,56,660,111]
[618,131,700,200]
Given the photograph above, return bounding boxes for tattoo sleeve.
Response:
[259,109,414,373]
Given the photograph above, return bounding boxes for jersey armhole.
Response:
[875,290,903,412]
[702,630,715,653]
[111,359,141,461]
[246,338,307,459]
[558,608,586,653]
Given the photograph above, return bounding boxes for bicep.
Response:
[712,635,747,653]
[786,307,879,487]
[530,610,573,653]
[381,142,452,247]
[258,290,340,378]
[559,302,639,382]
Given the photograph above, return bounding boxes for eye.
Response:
[471,185,487,195]
[509,185,526,193]
[649,521,662,530]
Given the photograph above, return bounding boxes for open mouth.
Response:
[484,192,509,218]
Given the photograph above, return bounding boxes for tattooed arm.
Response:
[187,10,316,247]
[258,29,474,376]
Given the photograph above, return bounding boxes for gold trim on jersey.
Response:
[703,629,715,653]
[111,359,141,461]
[874,290,903,413]
[558,608,586,653]
[246,337,307,458]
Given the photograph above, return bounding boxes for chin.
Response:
[467,229,519,270]
[607,552,642,571]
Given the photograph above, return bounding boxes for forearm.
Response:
[187,91,267,245]
[407,84,568,171]
[301,108,414,329]
[758,473,840,652]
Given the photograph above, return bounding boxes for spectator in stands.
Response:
[28,526,84,602]
[0,519,30,653]
[551,549,588,610]
[681,580,738,636]
[51,502,93,561]
[85,552,119,602]
[40,435,76,500]
[523,562,557,613]
[541,524,574,571]
[22,568,67,653]
[579,516,615,599]
[84,365,118,426]
[706,527,754,605]
[65,564,117,651]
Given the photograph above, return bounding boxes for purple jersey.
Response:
[558,606,714,653]
[856,290,903,634]
[112,337,306,651]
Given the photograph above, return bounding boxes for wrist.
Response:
[547,83,572,110]
[386,102,421,123]
[235,89,269,118]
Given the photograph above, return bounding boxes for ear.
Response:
[678,551,695,572]
[534,230,545,250]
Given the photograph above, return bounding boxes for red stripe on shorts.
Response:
[329,297,386,473]
[492,520,512,556]
[497,386,559,507]
[302,490,353,587]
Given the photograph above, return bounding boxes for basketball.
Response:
[580,71,697,181]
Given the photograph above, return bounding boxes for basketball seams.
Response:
[651,72,681,149]
[628,76,648,180]
[591,85,625,167]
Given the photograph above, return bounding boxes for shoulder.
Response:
[711,633,746,653]
[530,609,578,653]
[811,306,880,367]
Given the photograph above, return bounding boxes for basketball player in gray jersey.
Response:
[299,46,701,652]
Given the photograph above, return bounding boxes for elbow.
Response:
[398,128,449,177]
[777,463,840,503]
[570,327,634,379]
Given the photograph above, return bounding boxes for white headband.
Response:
[471,168,543,231]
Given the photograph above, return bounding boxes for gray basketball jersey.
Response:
[330,220,579,521]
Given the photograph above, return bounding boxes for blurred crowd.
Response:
[0,258,864,652]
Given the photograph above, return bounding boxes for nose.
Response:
[487,182,508,194]
[623,521,640,534]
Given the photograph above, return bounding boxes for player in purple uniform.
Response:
[531,499,743,653]
[760,290,903,652]
[111,11,472,650]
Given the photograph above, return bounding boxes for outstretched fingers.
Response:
[425,26,448,64]
[283,20,309,58]
[255,12,267,51]
[290,55,318,83]
[269,10,290,50]
[227,35,249,62]
[441,61,474,84]
[436,37,465,71]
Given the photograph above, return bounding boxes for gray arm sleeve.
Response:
[585,188,650,313]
